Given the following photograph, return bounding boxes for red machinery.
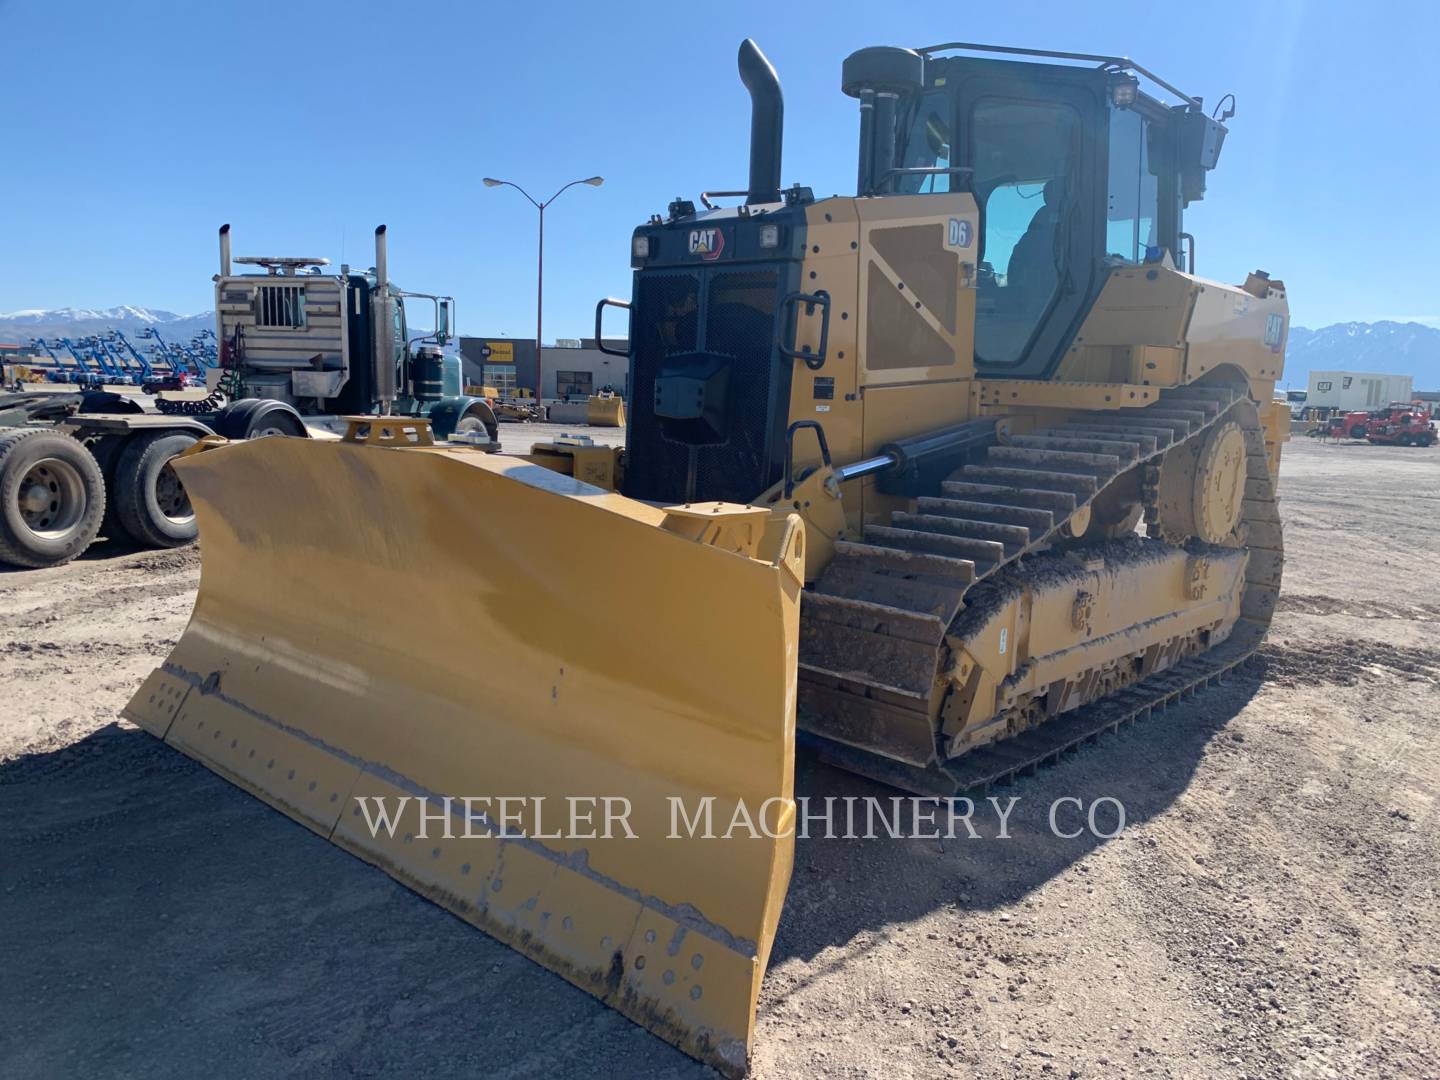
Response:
[1328,403,1436,446]
[1364,404,1436,446]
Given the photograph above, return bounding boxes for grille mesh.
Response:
[624,268,783,504]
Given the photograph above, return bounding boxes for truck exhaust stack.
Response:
[373,224,394,411]
[218,224,231,278]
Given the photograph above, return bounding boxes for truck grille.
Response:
[624,268,785,504]
[255,284,306,328]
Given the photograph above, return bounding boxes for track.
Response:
[797,384,1284,795]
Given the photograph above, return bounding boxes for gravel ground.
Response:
[2,435,1438,1079]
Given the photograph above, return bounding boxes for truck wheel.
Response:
[0,428,105,568]
[456,404,500,443]
[1348,424,1366,439]
[113,431,200,548]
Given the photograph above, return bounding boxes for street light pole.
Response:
[483,175,604,414]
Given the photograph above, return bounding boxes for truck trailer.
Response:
[1306,370,1414,413]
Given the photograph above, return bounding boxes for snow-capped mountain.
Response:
[0,305,178,325]
[1285,320,1440,390]
[0,306,214,344]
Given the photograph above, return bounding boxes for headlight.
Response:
[1109,73,1139,107]
[632,235,651,259]
[758,223,780,249]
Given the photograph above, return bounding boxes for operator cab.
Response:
[879,43,1229,379]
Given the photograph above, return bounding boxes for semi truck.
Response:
[201,224,498,442]
[0,226,496,567]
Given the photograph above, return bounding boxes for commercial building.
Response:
[458,336,629,401]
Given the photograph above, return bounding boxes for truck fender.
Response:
[425,396,499,441]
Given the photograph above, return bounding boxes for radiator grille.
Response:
[256,285,306,328]
[623,268,784,504]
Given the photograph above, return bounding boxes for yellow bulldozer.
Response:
[125,39,1287,1076]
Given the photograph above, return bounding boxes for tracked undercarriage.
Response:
[798,383,1284,794]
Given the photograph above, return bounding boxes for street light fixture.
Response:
[483,175,604,413]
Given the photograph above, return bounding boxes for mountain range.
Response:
[1284,320,1440,390]
[3,307,1438,390]
[0,306,214,346]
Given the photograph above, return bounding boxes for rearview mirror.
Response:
[437,300,452,345]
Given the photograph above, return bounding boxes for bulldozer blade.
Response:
[122,437,805,1077]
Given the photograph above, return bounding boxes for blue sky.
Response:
[1,0,1435,333]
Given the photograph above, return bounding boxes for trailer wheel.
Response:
[0,428,105,568]
[113,431,200,549]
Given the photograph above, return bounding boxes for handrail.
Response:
[915,41,1203,109]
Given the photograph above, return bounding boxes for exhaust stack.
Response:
[374,223,388,289]
[373,225,395,412]
[738,39,783,204]
[842,47,924,195]
[218,224,231,277]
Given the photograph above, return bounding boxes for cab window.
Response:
[393,298,407,365]
[898,91,953,193]
[971,98,1080,367]
[1106,107,1159,262]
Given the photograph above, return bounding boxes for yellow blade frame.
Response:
[123,437,803,1075]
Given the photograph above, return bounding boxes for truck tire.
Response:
[213,398,307,439]
[112,431,200,549]
[456,403,500,442]
[0,427,105,568]
[426,397,499,441]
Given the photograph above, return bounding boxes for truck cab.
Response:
[212,225,496,440]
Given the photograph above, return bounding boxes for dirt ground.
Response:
[3,434,1438,1080]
